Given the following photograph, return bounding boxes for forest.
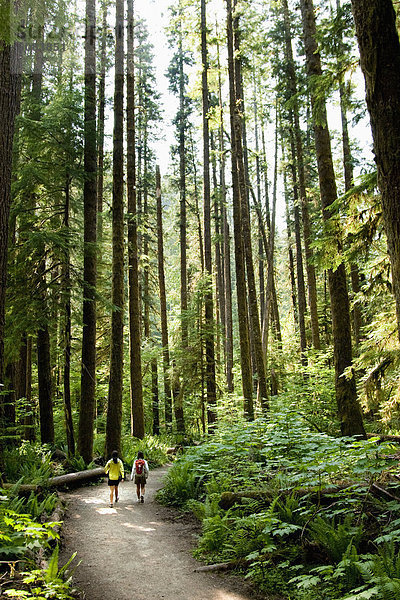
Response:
[1,0,400,598]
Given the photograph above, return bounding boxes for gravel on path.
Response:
[60,466,259,600]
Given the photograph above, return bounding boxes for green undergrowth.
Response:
[156,408,400,600]
[0,483,78,599]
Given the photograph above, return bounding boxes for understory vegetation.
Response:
[0,436,170,598]
[157,406,400,600]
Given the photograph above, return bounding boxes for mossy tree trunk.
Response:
[351,0,400,343]
[300,0,366,437]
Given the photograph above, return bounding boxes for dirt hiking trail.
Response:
[60,466,260,600]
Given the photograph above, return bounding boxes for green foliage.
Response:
[4,545,77,600]
[158,411,400,599]
[309,515,363,562]
[0,505,59,559]
[121,434,171,469]
[63,454,96,473]
[3,443,54,484]
[156,457,205,506]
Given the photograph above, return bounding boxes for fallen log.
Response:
[2,467,106,493]
[2,483,39,494]
[194,559,246,573]
[219,481,400,510]
[367,433,400,444]
[48,467,105,487]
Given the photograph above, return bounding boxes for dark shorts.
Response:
[108,479,120,486]
[134,474,147,486]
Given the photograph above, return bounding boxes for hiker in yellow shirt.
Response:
[105,450,124,507]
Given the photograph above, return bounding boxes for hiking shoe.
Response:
[140,496,144,503]
[115,497,118,503]
[110,503,113,508]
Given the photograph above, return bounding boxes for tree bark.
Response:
[156,166,173,431]
[63,174,75,456]
[201,0,217,427]
[216,38,234,393]
[78,0,97,463]
[97,0,107,251]
[282,0,320,350]
[37,321,54,445]
[126,0,144,440]
[289,126,308,360]
[233,21,268,411]
[350,0,400,339]
[300,0,365,437]
[226,0,253,418]
[0,25,22,455]
[151,358,159,435]
[106,0,125,456]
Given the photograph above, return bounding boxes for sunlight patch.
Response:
[81,496,104,505]
[122,522,156,532]
[213,592,251,600]
[97,507,117,515]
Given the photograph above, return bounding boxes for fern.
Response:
[310,514,363,562]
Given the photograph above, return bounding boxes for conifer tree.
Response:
[78,0,98,462]
[201,0,217,426]
[300,0,365,437]
[127,0,145,440]
[226,0,253,418]
[351,0,400,343]
[106,0,125,456]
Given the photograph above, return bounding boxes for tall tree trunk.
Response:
[0,25,22,462]
[350,0,400,342]
[23,337,33,441]
[37,319,54,445]
[300,0,365,437]
[30,24,55,446]
[282,0,320,350]
[156,166,173,431]
[201,0,217,426]
[126,0,144,440]
[211,131,225,370]
[289,126,308,361]
[284,174,299,328]
[97,0,107,250]
[178,37,188,354]
[152,357,159,435]
[253,78,265,326]
[63,174,75,456]
[339,81,362,348]
[216,36,234,393]
[233,22,268,410]
[262,115,281,352]
[106,0,125,456]
[226,0,253,418]
[79,0,97,463]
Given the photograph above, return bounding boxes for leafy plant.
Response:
[4,545,78,600]
[4,443,54,484]
[156,458,204,506]
[308,514,364,563]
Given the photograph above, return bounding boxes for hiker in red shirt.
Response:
[130,451,149,503]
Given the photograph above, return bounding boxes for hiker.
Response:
[130,451,149,503]
[105,450,124,507]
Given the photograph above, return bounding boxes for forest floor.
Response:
[59,466,264,600]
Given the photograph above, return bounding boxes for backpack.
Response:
[135,459,145,476]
